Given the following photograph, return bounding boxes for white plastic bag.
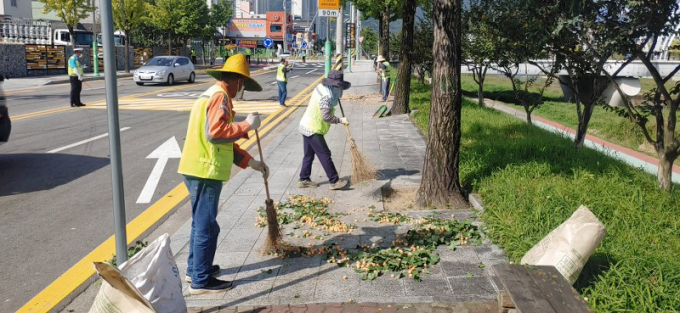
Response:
[521,206,607,284]
[119,233,187,313]
[89,262,156,313]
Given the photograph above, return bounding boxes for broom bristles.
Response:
[347,135,376,183]
[263,199,282,254]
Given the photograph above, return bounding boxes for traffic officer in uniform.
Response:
[191,48,197,64]
[68,48,85,107]
[276,58,293,107]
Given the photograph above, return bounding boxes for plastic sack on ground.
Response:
[521,206,607,284]
[89,262,156,313]
[119,233,187,313]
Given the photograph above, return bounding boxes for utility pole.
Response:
[356,9,361,61]
[325,17,331,77]
[92,0,99,77]
[335,5,343,56]
[101,0,127,266]
[283,0,288,52]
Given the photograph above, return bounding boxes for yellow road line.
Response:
[16,74,322,313]
[12,107,73,121]
[3,89,36,96]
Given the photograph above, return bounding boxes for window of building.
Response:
[270,25,282,32]
[11,0,18,7]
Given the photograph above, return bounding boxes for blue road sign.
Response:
[236,39,241,46]
[263,37,273,48]
[302,41,308,48]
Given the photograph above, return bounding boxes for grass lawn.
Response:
[460,74,680,160]
[409,80,680,313]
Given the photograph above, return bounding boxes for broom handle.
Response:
[254,129,271,201]
[338,99,346,117]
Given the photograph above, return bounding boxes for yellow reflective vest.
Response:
[380,61,391,81]
[299,85,335,136]
[68,54,84,77]
[178,85,235,181]
[277,64,287,82]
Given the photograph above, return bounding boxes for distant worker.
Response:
[191,48,197,64]
[245,48,252,64]
[301,49,306,63]
[376,55,391,101]
[276,58,293,107]
[68,48,85,107]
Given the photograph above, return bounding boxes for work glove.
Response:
[245,112,261,130]
[78,75,83,81]
[339,117,349,125]
[248,159,269,179]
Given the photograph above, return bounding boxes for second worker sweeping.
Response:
[298,70,351,190]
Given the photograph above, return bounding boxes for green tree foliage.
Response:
[148,0,184,52]
[462,0,496,106]
[412,13,433,84]
[353,0,401,60]
[112,0,146,72]
[39,0,92,48]
[360,27,378,56]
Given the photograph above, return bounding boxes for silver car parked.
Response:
[134,56,195,86]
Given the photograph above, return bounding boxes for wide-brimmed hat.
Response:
[376,55,385,62]
[74,48,84,53]
[322,70,351,90]
[207,54,262,91]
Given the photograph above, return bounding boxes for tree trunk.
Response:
[168,32,172,55]
[124,30,130,73]
[380,5,390,61]
[69,27,76,49]
[392,0,416,115]
[657,152,676,191]
[476,66,487,107]
[574,102,595,149]
[416,0,467,209]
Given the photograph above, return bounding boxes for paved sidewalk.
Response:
[169,61,508,310]
[484,99,680,183]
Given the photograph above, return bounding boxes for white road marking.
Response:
[290,75,300,79]
[47,127,131,153]
[305,69,317,74]
[270,81,278,85]
[136,137,182,204]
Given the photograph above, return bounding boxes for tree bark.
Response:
[574,102,595,149]
[657,153,676,191]
[168,32,172,55]
[69,27,76,49]
[524,105,533,125]
[392,0,417,115]
[380,5,390,61]
[476,67,486,107]
[416,0,467,209]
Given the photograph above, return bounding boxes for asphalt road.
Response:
[0,63,324,312]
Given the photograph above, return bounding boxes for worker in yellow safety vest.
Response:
[376,55,391,101]
[68,48,85,107]
[177,54,268,295]
[245,48,252,64]
[276,58,293,107]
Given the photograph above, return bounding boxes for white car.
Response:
[134,56,195,86]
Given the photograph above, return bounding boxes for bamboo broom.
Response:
[254,129,281,253]
[338,99,376,183]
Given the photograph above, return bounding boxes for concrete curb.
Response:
[44,73,134,85]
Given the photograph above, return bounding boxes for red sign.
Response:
[239,40,257,48]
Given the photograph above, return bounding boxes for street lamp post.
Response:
[92,0,99,77]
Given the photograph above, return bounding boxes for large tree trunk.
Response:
[574,102,596,149]
[416,0,467,209]
[380,5,390,61]
[392,0,416,115]
[658,152,677,191]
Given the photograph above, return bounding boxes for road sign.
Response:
[318,0,339,9]
[319,9,339,17]
[264,37,273,48]
[345,23,356,49]
[236,39,241,46]
[302,41,308,48]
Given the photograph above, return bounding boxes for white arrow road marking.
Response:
[48,127,131,153]
[136,136,182,204]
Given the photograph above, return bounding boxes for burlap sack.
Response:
[89,262,156,313]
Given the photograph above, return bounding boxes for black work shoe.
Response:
[185,264,221,283]
[189,277,233,295]
[76,103,86,107]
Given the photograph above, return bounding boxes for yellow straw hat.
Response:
[206,54,262,91]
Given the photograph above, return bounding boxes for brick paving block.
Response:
[236,306,256,312]
[269,278,319,301]
[464,301,496,313]
[288,304,308,313]
[440,261,486,278]
[269,304,290,313]
[306,304,326,313]
[448,277,496,300]
[403,279,451,297]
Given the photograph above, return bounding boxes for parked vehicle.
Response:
[0,74,11,145]
[52,29,94,46]
[134,56,195,86]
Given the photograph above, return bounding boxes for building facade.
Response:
[1,0,32,19]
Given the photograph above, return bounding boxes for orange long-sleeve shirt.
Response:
[205,81,253,169]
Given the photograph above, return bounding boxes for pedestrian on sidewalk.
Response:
[191,48,197,64]
[276,58,293,107]
[68,48,85,107]
[376,55,391,101]
[245,48,252,64]
[301,49,306,63]
[298,70,351,190]
[178,54,269,295]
